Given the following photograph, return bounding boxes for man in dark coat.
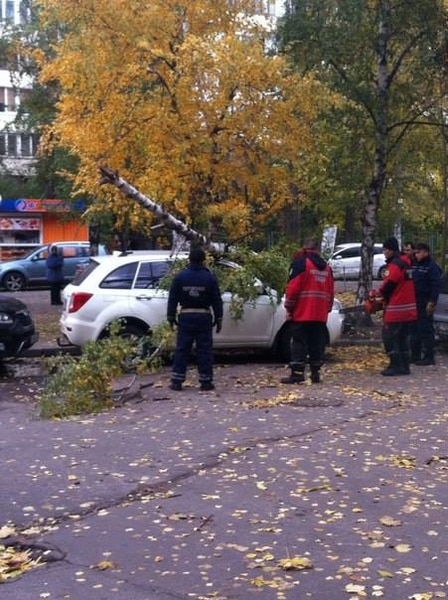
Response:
[167,246,223,391]
[410,242,441,365]
[46,245,64,305]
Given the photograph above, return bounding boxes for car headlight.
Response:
[0,312,14,324]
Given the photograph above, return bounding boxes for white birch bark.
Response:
[98,167,225,256]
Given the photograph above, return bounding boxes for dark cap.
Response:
[414,242,430,253]
[382,237,399,252]
[189,246,206,263]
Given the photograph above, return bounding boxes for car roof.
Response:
[88,250,188,265]
[334,242,383,248]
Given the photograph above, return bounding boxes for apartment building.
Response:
[0,0,37,176]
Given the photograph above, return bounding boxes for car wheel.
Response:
[377,265,387,279]
[2,271,26,292]
[276,323,292,363]
[106,322,154,373]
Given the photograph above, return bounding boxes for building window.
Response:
[21,134,31,156]
[19,0,30,24]
[0,135,6,156]
[6,88,15,110]
[7,133,17,156]
[6,1,15,23]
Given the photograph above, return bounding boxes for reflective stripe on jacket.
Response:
[285,256,334,323]
[379,255,417,323]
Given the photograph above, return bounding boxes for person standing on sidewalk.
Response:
[402,241,416,265]
[167,246,223,392]
[372,237,417,376]
[281,238,334,385]
[46,245,64,306]
[410,242,441,366]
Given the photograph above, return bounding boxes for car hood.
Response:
[0,297,30,313]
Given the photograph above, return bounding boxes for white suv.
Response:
[59,251,344,360]
[328,243,386,280]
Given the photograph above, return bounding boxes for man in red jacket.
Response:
[373,237,417,376]
[281,238,334,384]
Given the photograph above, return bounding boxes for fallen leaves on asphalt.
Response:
[1,341,448,596]
[0,544,44,582]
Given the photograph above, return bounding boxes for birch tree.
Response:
[279,0,448,299]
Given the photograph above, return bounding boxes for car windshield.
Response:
[19,246,46,260]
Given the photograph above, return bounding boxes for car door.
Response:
[127,260,171,323]
[338,246,361,278]
[214,265,277,348]
[26,247,50,285]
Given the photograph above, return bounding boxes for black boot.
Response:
[200,381,215,391]
[399,353,410,375]
[170,380,183,391]
[281,363,305,384]
[381,354,408,376]
[415,353,435,366]
[310,362,322,384]
[310,371,320,383]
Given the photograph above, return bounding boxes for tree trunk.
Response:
[98,167,225,256]
[357,0,390,304]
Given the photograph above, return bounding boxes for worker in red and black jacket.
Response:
[281,238,334,384]
[373,237,417,376]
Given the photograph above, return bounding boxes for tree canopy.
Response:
[278,0,448,294]
[35,0,331,242]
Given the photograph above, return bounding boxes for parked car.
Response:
[434,272,448,343]
[328,243,386,280]
[59,251,344,361]
[0,242,107,292]
[0,295,38,359]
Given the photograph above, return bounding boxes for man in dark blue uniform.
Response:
[167,246,223,391]
[410,242,441,365]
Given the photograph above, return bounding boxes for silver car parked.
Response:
[434,272,448,342]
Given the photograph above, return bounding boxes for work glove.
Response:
[215,318,222,334]
[426,301,436,317]
[364,294,384,315]
[167,317,177,330]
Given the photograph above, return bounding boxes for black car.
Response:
[0,296,38,359]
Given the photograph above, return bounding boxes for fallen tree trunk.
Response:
[98,166,225,255]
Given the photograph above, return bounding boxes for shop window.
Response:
[0,217,41,246]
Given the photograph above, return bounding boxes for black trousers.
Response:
[382,321,411,359]
[171,313,214,383]
[410,308,435,360]
[50,281,62,305]
[289,321,327,369]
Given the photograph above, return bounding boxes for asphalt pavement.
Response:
[1,290,448,599]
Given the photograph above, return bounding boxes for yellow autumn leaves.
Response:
[34,0,331,237]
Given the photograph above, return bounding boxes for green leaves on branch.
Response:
[39,320,173,418]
